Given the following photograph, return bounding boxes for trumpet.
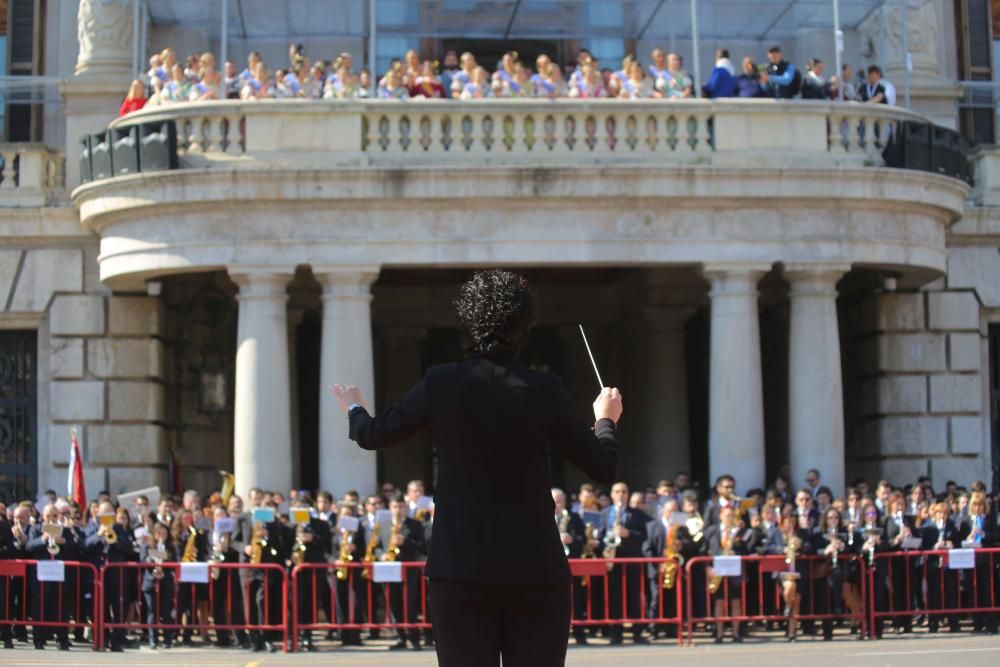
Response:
[209,534,227,580]
[603,504,623,572]
[103,523,118,545]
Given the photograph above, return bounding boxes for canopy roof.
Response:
[146,0,889,43]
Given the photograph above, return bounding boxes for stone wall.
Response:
[847,285,989,487]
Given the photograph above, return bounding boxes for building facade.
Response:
[1,0,999,503]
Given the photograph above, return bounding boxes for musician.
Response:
[882,492,915,633]
[242,500,288,653]
[139,522,176,648]
[703,475,737,527]
[793,488,820,532]
[766,511,814,641]
[705,505,746,643]
[553,488,588,645]
[676,491,707,620]
[961,492,998,633]
[812,507,850,640]
[209,507,248,649]
[377,495,427,651]
[0,506,16,649]
[291,498,332,651]
[84,500,135,652]
[643,499,683,639]
[600,482,650,645]
[921,502,961,633]
[405,481,432,526]
[171,508,209,645]
[334,269,620,667]
[62,507,89,644]
[7,503,32,645]
[25,504,76,650]
[155,497,175,528]
[332,505,367,646]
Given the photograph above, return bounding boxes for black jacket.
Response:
[349,356,619,586]
[375,517,426,562]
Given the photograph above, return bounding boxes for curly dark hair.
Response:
[455,270,536,357]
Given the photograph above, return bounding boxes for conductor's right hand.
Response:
[593,387,623,425]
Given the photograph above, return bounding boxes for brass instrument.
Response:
[44,523,61,557]
[685,513,704,543]
[558,510,571,557]
[182,526,198,562]
[784,529,802,581]
[661,525,684,589]
[708,520,735,594]
[292,523,307,567]
[414,507,428,523]
[103,522,118,545]
[250,521,265,565]
[150,541,167,580]
[603,504,624,571]
[581,523,596,588]
[209,533,227,580]
[386,520,401,561]
[335,528,354,581]
[361,522,380,579]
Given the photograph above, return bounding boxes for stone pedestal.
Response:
[704,264,769,492]
[317,268,379,496]
[231,269,294,498]
[786,264,848,496]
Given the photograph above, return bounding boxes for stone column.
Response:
[63,0,137,187]
[317,267,379,496]
[230,269,295,498]
[704,264,770,492]
[644,307,694,481]
[787,264,849,497]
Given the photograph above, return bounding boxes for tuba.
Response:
[362,522,380,579]
[661,525,684,589]
[335,528,354,581]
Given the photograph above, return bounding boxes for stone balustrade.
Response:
[107,98,930,171]
[0,144,65,207]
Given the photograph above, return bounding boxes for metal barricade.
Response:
[684,554,867,645]
[0,559,102,650]
[568,557,684,646]
[99,561,288,652]
[290,561,430,652]
[867,547,1000,637]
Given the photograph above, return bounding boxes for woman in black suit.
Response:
[139,522,176,649]
[961,492,998,633]
[332,270,621,667]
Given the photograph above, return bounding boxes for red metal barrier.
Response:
[290,561,430,652]
[867,547,1000,638]
[99,561,288,652]
[683,554,867,645]
[0,559,102,650]
[568,557,684,646]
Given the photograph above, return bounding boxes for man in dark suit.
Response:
[333,270,620,667]
[552,488,588,644]
[600,482,650,645]
[25,504,78,650]
[0,508,18,649]
[291,497,332,651]
[378,495,427,650]
[83,501,135,652]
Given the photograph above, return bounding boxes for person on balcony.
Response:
[763,46,801,98]
[189,68,221,102]
[654,53,693,99]
[118,80,148,116]
[568,58,608,99]
[458,66,491,100]
[619,61,654,99]
[161,64,192,103]
[240,62,273,100]
[531,55,562,98]
[410,61,446,99]
[801,59,832,99]
[860,65,888,104]
[702,49,737,98]
[450,52,477,98]
[734,57,765,97]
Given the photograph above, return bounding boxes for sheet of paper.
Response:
[947,548,975,570]
[214,518,234,533]
[372,562,403,583]
[251,507,276,523]
[713,555,742,577]
[338,516,360,533]
[375,509,392,525]
[36,560,65,583]
[290,508,311,525]
[179,562,210,584]
[902,537,923,550]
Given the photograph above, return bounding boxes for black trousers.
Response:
[388,570,421,642]
[143,579,175,644]
[211,571,247,644]
[925,563,959,631]
[607,562,644,640]
[31,581,69,646]
[429,578,570,667]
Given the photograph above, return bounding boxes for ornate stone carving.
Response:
[859,0,941,80]
[75,0,134,77]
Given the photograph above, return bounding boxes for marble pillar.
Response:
[644,307,694,482]
[787,264,849,497]
[230,269,294,498]
[317,267,379,496]
[704,264,770,493]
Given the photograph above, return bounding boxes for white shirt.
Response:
[883,79,897,106]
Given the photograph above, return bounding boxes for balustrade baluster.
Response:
[0,151,17,190]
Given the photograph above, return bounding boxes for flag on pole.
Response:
[67,427,86,509]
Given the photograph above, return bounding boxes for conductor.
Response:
[331,270,621,667]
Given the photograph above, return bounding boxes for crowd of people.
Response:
[118,42,897,115]
[1,468,997,653]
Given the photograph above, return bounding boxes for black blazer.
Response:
[349,356,619,586]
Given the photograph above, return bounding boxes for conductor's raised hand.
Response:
[593,387,623,425]
[329,384,368,415]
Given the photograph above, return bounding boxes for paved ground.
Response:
[2,632,999,667]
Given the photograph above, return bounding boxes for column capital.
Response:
[702,263,772,296]
[783,263,850,298]
[228,267,295,300]
[314,266,380,300]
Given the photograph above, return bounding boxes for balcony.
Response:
[100,97,938,171]
[72,98,971,291]
[0,144,65,207]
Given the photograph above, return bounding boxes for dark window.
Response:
[0,331,38,505]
